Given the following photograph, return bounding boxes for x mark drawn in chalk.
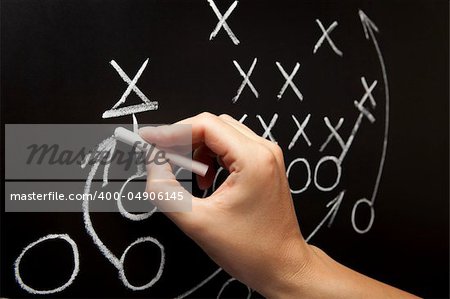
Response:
[320,117,345,152]
[289,114,312,150]
[256,114,279,143]
[354,77,377,123]
[313,19,343,57]
[232,58,259,103]
[102,58,158,118]
[207,0,240,45]
[276,62,303,101]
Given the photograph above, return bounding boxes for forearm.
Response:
[262,244,420,299]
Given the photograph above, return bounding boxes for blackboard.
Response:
[1,0,448,298]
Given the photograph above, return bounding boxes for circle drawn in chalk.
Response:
[119,237,165,291]
[116,173,156,221]
[351,198,375,234]
[286,158,311,194]
[314,156,342,192]
[14,234,80,295]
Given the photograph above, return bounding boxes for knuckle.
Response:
[155,125,171,140]
[198,111,215,120]
[271,143,284,160]
[219,113,234,121]
[197,112,218,128]
[258,145,278,169]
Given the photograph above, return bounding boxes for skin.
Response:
[139,112,420,299]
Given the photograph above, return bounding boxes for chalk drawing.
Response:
[256,114,278,143]
[103,59,158,118]
[12,9,392,296]
[276,62,303,101]
[217,278,252,299]
[359,10,389,206]
[288,114,312,150]
[354,77,378,123]
[313,19,343,57]
[286,158,311,194]
[175,268,223,299]
[314,156,342,192]
[14,234,80,295]
[351,198,375,234]
[82,140,165,290]
[232,58,259,103]
[119,237,165,290]
[207,0,240,45]
[320,117,345,152]
[306,190,345,242]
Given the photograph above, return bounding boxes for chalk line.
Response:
[232,58,259,103]
[14,234,80,295]
[276,62,303,101]
[207,0,240,45]
[306,190,345,242]
[289,114,311,150]
[217,278,252,299]
[256,114,278,143]
[313,19,343,57]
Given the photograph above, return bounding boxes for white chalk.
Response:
[114,127,208,177]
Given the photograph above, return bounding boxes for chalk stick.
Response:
[114,127,208,177]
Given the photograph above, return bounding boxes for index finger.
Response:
[139,112,251,171]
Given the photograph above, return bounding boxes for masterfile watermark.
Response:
[25,141,169,171]
[5,124,194,212]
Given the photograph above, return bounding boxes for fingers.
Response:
[141,113,256,234]
[144,150,208,229]
[219,114,286,168]
[140,112,251,172]
[139,124,191,147]
[218,114,259,139]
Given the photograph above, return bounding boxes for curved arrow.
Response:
[359,10,390,206]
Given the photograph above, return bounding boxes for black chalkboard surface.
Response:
[1,0,448,298]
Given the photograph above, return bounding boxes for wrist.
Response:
[258,239,317,299]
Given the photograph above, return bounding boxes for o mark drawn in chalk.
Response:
[119,237,165,291]
[103,58,158,118]
[276,62,303,101]
[232,58,259,103]
[313,19,343,57]
[314,156,342,192]
[14,234,80,295]
[207,0,240,45]
[351,198,375,234]
[116,173,156,221]
[286,158,312,194]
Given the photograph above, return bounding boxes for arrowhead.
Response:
[359,10,379,40]
[326,190,345,227]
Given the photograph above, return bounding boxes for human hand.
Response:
[139,112,310,297]
[139,112,419,299]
